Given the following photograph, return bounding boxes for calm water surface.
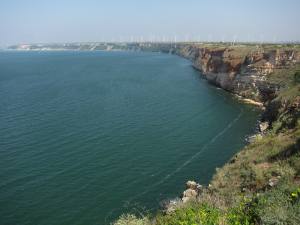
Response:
[0,51,260,224]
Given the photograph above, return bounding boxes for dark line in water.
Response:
[104,108,244,222]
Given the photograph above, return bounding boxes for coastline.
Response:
[3,43,300,224]
[113,43,300,224]
[234,95,264,107]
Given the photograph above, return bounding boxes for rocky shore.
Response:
[175,44,299,103]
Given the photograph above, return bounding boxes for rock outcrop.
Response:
[177,45,300,104]
[164,180,203,214]
[181,180,202,203]
[259,121,269,132]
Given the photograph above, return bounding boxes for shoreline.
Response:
[234,95,264,108]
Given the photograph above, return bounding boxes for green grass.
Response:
[155,203,221,225]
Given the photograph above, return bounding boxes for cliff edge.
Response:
[177,44,299,104]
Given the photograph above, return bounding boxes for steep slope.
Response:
[177,44,299,104]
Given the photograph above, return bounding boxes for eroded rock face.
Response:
[259,122,269,132]
[186,180,198,190]
[181,180,202,203]
[182,189,198,203]
[178,45,299,103]
[164,180,203,213]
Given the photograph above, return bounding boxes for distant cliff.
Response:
[9,41,299,117]
[8,42,300,104]
[175,44,300,104]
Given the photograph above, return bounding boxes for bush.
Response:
[294,71,300,83]
[240,163,257,190]
[289,153,300,176]
[155,203,220,225]
[253,183,300,225]
[226,197,257,225]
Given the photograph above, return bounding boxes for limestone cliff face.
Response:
[177,45,300,103]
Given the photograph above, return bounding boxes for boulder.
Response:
[268,177,280,187]
[183,188,198,198]
[259,122,269,132]
[186,180,198,190]
[181,180,202,203]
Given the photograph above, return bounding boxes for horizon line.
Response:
[6,40,300,47]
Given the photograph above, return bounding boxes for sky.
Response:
[0,0,300,46]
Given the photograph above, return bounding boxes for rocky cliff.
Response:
[176,44,300,104]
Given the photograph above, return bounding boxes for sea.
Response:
[0,50,260,224]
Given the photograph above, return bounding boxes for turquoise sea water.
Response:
[0,51,260,225]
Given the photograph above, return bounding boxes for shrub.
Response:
[289,153,300,176]
[155,203,220,225]
[226,197,257,225]
[253,183,300,225]
[240,163,256,190]
[290,187,300,203]
[294,71,300,83]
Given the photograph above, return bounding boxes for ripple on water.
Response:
[0,51,260,225]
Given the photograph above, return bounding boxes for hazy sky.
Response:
[1,0,300,46]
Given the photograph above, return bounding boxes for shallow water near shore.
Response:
[0,51,260,225]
